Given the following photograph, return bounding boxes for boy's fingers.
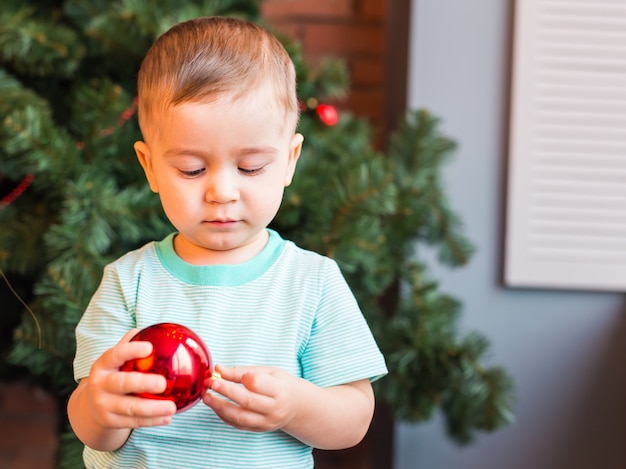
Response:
[204,393,255,429]
[112,396,176,426]
[214,364,274,383]
[115,370,168,395]
[211,375,273,412]
[120,328,140,343]
[212,365,282,399]
[214,364,245,382]
[106,340,153,369]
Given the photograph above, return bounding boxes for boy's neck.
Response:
[172,229,270,265]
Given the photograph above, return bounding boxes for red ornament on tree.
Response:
[316,104,339,126]
[120,323,213,413]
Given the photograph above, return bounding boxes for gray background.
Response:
[394,1,626,468]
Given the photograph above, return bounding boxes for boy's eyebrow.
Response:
[163,146,279,158]
[232,145,279,156]
[162,148,206,158]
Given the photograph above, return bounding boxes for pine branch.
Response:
[387,109,475,267]
[0,3,85,76]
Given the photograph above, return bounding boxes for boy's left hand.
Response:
[203,363,374,449]
[203,364,298,432]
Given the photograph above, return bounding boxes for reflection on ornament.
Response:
[120,323,213,413]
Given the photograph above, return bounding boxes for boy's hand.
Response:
[203,364,374,449]
[82,329,177,430]
[203,364,298,433]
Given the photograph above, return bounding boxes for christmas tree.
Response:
[0,0,515,467]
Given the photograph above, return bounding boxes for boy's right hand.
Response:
[81,329,177,430]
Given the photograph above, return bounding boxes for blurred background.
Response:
[2,1,625,468]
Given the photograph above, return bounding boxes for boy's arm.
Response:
[68,331,177,452]
[204,365,375,450]
[283,378,374,449]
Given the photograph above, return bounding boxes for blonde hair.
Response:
[137,16,299,136]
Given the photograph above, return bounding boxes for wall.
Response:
[395,1,626,468]
[261,0,389,148]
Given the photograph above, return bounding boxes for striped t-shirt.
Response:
[74,229,387,468]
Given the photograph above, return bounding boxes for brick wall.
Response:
[261,0,390,147]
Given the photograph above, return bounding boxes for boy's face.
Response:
[135,88,303,264]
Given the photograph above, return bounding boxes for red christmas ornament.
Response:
[120,323,213,413]
[316,104,339,126]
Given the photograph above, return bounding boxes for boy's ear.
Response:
[134,141,159,193]
[284,133,304,187]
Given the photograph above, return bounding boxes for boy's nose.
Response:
[205,170,239,204]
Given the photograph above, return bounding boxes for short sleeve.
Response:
[299,260,387,388]
[73,263,137,381]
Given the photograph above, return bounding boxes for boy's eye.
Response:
[179,168,205,178]
[239,166,265,175]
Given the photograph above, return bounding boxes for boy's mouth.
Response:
[206,218,238,226]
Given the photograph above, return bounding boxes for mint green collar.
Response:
[155,229,285,286]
